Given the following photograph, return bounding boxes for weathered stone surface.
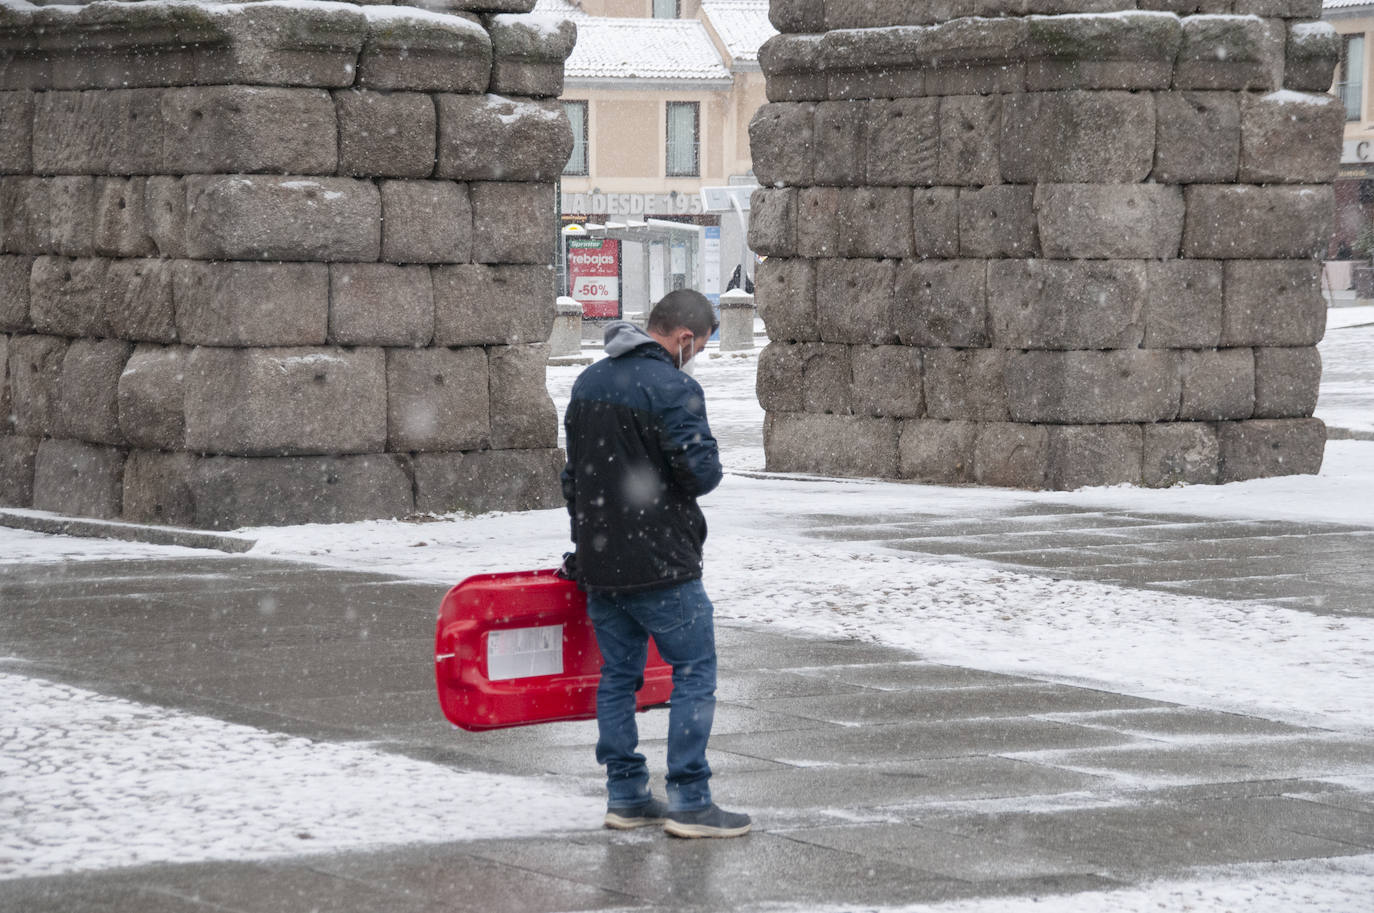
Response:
[1001,91,1154,183]
[988,260,1146,349]
[32,437,125,520]
[6,334,66,437]
[1143,260,1223,348]
[973,422,1049,489]
[770,0,824,32]
[1221,260,1326,346]
[1143,422,1220,487]
[1184,185,1333,259]
[1025,12,1181,90]
[183,175,382,262]
[336,90,437,179]
[959,186,1037,258]
[1217,418,1325,481]
[486,13,577,97]
[755,258,817,342]
[0,434,40,506]
[385,346,489,452]
[1,177,96,256]
[798,188,914,259]
[488,344,557,449]
[1153,91,1240,184]
[1036,184,1185,259]
[1253,346,1321,419]
[122,450,198,527]
[33,89,163,174]
[0,92,33,174]
[380,180,473,264]
[94,178,157,258]
[144,177,189,259]
[895,259,988,348]
[749,188,798,257]
[329,263,435,347]
[850,345,923,418]
[1006,350,1181,423]
[413,448,564,515]
[925,348,1009,421]
[756,343,804,413]
[1178,348,1255,420]
[814,100,870,186]
[912,188,959,259]
[358,8,492,93]
[749,103,815,188]
[0,334,7,427]
[938,95,999,186]
[105,259,177,343]
[760,35,829,102]
[192,454,414,529]
[1176,14,1285,91]
[161,86,337,175]
[1046,424,1143,490]
[173,261,329,347]
[118,345,188,451]
[432,263,554,346]
[1238,91,1344,184]
[0,255,31,331]
[55,337,132,446]
[470,182,556,264]
[855,97,941,186]
[29,256,107,337]
[1285,21,1340,93]
[435,94,572,182]
[763,412,899,477]
[898,419,978,483]
[185,347,388,457]
[815,259,897,344]
[756,342,852,415]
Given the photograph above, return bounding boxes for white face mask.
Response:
[676,343,696,375]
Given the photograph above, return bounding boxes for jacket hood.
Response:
[602,321,660,358]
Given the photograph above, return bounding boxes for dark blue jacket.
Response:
[561,322,723,593]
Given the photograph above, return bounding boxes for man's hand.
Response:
[556,551,578,581]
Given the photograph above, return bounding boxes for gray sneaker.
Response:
[663,803,752,838]
[604,796,669,830]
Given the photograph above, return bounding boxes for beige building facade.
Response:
[1325,1,1374,277]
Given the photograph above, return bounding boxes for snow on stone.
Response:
[565,16,732,83]
[1263,89,1336,106]
[0,672,601,879]
[360,2,486,34]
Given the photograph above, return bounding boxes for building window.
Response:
[563,100,588,175]
[666,101,699,177]
[652,0,679,18]
[1340,34,1365,122]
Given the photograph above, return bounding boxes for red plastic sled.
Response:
[434,569,674,731]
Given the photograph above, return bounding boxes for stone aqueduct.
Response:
[0,0,1344,527]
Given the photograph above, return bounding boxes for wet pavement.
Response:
[3,509,1374,912]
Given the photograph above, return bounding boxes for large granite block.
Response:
[755,258,818,342]
[1217,418,1325,481]
[104,259,177,344]
[938,95,1000,186]
[987,260,1146,349]
[470,182,556,264]
[1221,260,1326,346]
[432,263,554,346]
[895,259,988,348]
[1176,14,1285,91]
[748,188,798,257]
[336,89,437,179]
[118,345,188,451]
[851,345,924,418]
[185,347,388,456]
[763,412,899,477]
[1143,422,1220,487]
[756,342,853,415]
[1253,346,1321,419]
[173,261,329,346]
[959,186,1037,258]
[1143,260,1223,348]
[1002,91,1155,183]
[815,259,897,344]
[1006,349,1181,423]
[1152,91,1240,184]
[183,175,382,262]
[357,6,493,93]
[161,86,336,175]
[385,346,490,452]
[924,348,1010,421]
[912,188,960,259]
[1,176,96,256]
[898,419,978,483]
[435,94,572,182]
[193,454,414,529]
[6,334,66,437]
[973,422,1049,489]
[29,256,107,338]
[144,177,189,259]
[798,188,914,259]
[486,13,577,97]
[1036,184,1185,259]
[380,180,473,264]
[94,177,157,258]
[32,89,163,175]
[1238,91,1344,184]
[55,337,132,446]
[770,0,825,32]
[0,91,33,174]
[1178,348,1255,420]
[814,100,871,186]
[122,450,198,527]
[488,344,557,449]
[329,263,435,347]
[749,103,815,188]
[1024,12,1182,90]
[1285,21,1340,93]
[1046,424,1144,490]
[413,448,564,515]
[32,437,125,520]
[0,434,40,506]
[0,255,31,331]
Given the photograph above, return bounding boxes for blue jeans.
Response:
[586,578,717,812]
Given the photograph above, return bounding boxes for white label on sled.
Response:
[487,625,563,681]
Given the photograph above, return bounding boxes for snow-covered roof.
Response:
[532,0,588,18]
[565,16,731,84]
[699,0,776,65]
[1325,0,1374,10]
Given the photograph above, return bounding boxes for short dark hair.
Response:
[647,289,717,338]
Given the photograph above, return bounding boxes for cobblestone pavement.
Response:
[3,531,1373,912]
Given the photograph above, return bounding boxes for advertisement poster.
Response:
[703,226,721,301]
[567,238,621,319]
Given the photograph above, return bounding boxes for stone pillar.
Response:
[0,0,576,527]
[549,295,591,364]
[751,1,1341,489]
[718,287,757,351]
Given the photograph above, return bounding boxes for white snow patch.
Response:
[1263,89,1335,106]
[361,3,486,34]
[0,672,600,879]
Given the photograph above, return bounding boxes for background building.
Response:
[540,0,773,320]
[1326,0,1374,285]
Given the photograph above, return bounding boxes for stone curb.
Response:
[0,508,256,553]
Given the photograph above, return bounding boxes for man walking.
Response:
[561,289,751,839]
